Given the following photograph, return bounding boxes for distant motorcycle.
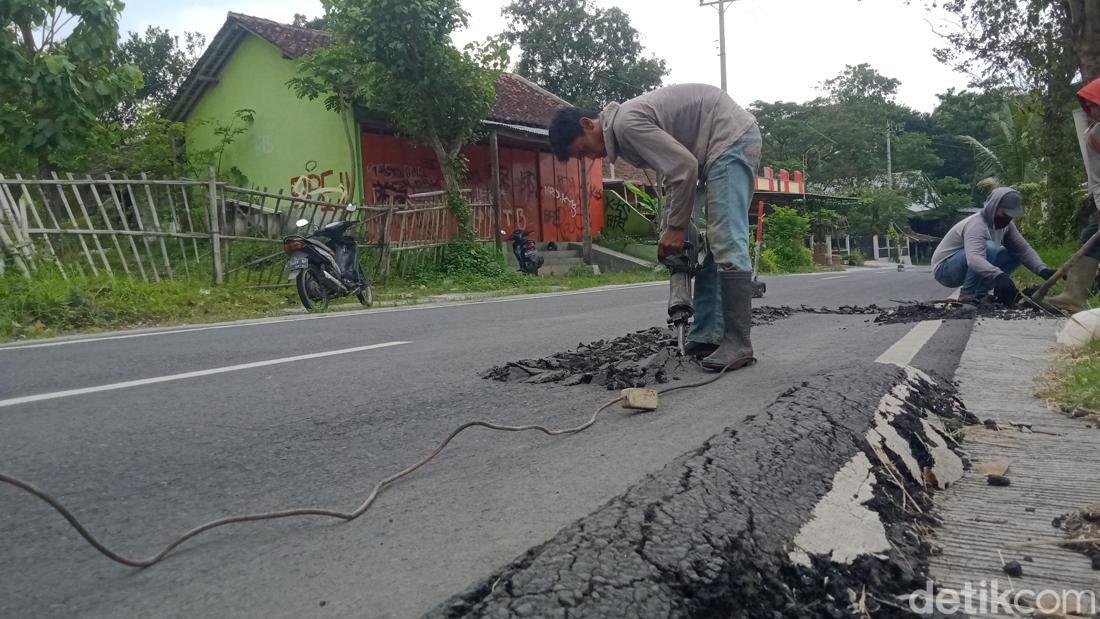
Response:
[509,229,544,275]
[283,208,373,311]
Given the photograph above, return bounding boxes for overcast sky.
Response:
[118,0,972,113]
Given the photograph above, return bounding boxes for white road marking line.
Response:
[820,275,848,281]
[0,342,410,409]
[0,282,667,351]
[875,320,943,367]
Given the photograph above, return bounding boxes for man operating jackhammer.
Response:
[931,187,1056,305]
[549,84,762,372]
[1044,77,1100,313]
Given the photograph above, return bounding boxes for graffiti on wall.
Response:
[604,196,630,231]
[364,162,439,202]
[290,160,352,203]
[543,183,579,218]
[503,207,528,231]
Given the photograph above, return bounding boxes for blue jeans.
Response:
[687,125,762,345]
[934,241,1020,295]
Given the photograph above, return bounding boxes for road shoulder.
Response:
[929,318,1100,617]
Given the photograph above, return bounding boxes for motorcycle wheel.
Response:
[296,269,330,312]
[356,284,373,307]
[354,265,373,307]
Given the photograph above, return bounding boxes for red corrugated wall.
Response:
[360,133,604,243]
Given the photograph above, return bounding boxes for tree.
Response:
[925,0,1099,85]
[292,13,327,30]
[751,100,815,170]
[845,188,912,236]
[311,0,499,236]
[821,63,901,105]
[958,98,1042,187]
[929,88,1008,180]
[915,0,1094,241]
[0,1,141,177]
[114,26,204,124]
[500,0,667,108]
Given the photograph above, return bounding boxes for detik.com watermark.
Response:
[908,579,1097,616]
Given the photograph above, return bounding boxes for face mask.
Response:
[993,215,1012,229]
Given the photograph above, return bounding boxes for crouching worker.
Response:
[931,187,1056,304]
[548,84,761,372]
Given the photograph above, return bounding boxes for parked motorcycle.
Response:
[283,208,373,311]
[509,229,544,275]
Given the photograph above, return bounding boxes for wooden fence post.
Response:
[581,158,592,262]
[379,202,394,280]
[208,166,225,284]
[490,129,503,253]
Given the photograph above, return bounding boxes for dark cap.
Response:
[999,190,1024,218]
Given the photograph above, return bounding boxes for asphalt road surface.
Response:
[0,266,971,618]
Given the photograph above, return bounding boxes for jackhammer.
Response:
[661,222,702,357]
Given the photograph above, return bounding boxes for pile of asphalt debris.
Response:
[872,299,1056,324]
[480,326,683,390]
[482,301,1056,390]
[479,307,887,390]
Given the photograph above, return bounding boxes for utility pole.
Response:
[885,123,893,189]
[700,0,735,92]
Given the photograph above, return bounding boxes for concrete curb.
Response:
[426,364,969,618]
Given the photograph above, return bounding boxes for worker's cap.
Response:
[999,190,1024,219]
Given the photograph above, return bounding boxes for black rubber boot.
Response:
[683,341,719,359]
[701,271,755,372]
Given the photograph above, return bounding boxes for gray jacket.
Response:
[931,187,1047,281]
[599,84,756,229]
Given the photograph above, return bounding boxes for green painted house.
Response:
[167,13,606,243]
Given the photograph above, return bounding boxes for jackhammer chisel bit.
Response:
[661,223,701,357]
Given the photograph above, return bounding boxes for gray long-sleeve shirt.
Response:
[931,187,1047,281]
[1086,123,1100,207]
[599,84,757,229]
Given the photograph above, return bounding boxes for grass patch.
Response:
[0,272,296,341]
[0,259,667,343]
[1014,242,1100,306]
[1037,338,1100,414]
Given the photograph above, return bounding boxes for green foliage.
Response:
[438,242,507,278]
[1037,336,1100,412]
[751,64,943,188]
[1013,181,1058,244]
[847,248,866,266]
[500,0,667,109]
[0,0,142,175]
[765,207,813,271]
[447,192,474,241]
[605,182,660,235]
[55,109,188,177]
[292,13,328,29]
[758,248,782,274]
[920,0,1096,87]
[931,88,1007,180]
[918,0,1093,243]
[845,188,912,236]
[189,108,256,183]
[0,272,292,341]
[308,0,500,235]
[957,98,1042,187]
[113,26,204,125]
